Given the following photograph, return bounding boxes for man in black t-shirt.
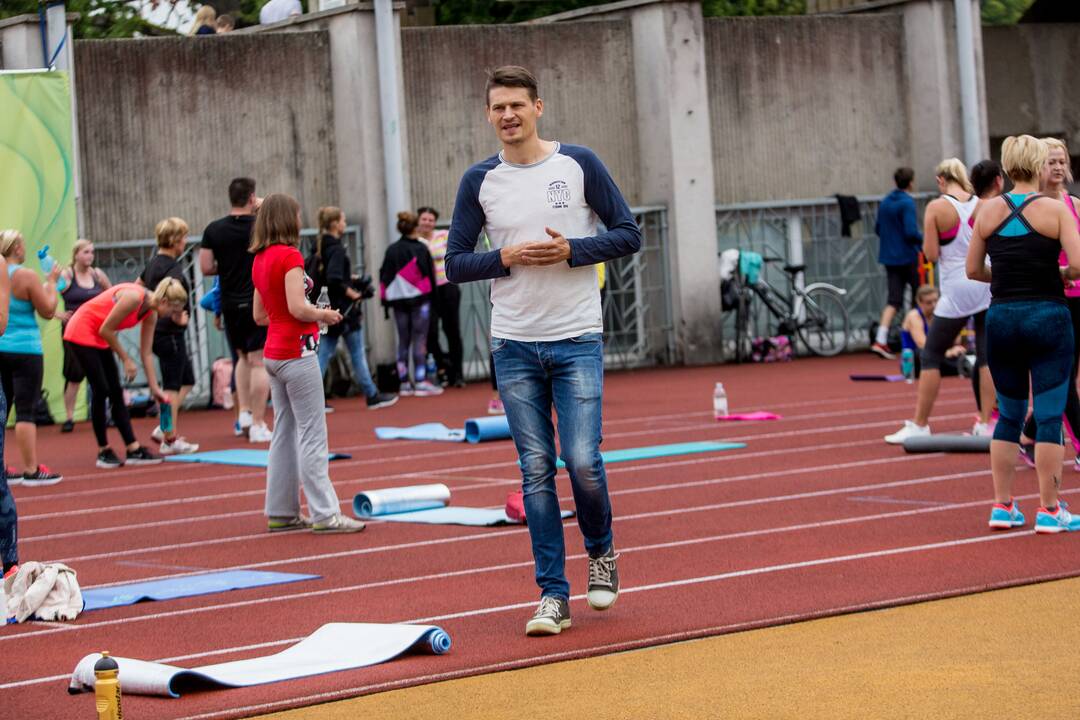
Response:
[199,178,272,442]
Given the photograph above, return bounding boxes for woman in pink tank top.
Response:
[63,279,188,470]
[1018,138,1080,466]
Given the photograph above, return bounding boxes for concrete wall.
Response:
[706,15,912,202]
[984,24,1080,150]
[399,22,641,215]
[74,32,338,242]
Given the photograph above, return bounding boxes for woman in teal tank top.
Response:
[0,231,63,486]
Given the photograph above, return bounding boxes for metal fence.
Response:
[93,226,364,407]
[450,206,675,381]
[715,193,933,360]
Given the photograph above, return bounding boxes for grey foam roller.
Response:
[902,434,990,454]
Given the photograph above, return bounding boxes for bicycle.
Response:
[726,254,850,361]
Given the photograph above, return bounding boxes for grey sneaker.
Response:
[267,515,312,533]
[311,514,366,534]
[587,547,620,610]
[366,392,399,410]
[525,596,571,636]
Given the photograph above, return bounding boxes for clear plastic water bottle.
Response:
[36,245,68,292]
[901,348,915,383]
[713,382,729,419]
[315,286,331,335]
[426,353,438,380]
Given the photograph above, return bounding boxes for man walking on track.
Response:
[445,66,642,636]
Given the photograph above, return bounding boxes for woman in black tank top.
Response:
[58,240,111,433]
[967,135,1080,534]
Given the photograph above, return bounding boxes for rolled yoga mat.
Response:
[68,623,451,697]
[353,484,451,517]
[902,434,991,454]
[464,415,512,443]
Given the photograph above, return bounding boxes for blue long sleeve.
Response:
[445,158,508,284]
[901,199,922,246]
[561,145,641,266]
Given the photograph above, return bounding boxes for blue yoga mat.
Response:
[554,440,745,468]
[166,450,352,468]
[374,423,465,442]
[82,570,319,611]
[464,415,512,444]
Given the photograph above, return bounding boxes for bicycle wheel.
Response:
[797,287,850,357]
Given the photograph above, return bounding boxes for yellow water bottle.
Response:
[94,651,123,720]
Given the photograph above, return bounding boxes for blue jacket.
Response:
[875,189,922,266]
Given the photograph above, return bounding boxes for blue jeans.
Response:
[0,391,17,573]
[316,325,379,399]
[492,332,613,600]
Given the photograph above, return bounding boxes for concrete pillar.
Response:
[899,0,988,188]
[0,14,46,69]
[627,1,721,363]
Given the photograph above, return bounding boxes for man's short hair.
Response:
[228,177,256,208]
[893,167,915,189]
[485,66,538,105]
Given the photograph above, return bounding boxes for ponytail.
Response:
[151,277,188,307]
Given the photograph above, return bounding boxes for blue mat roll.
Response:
[554,440,745,468]
[166,450,351,468]
[423,627,453,654]
[82,570,319,611]
[464,415,512,444]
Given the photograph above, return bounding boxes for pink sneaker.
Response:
[487,398,505,415]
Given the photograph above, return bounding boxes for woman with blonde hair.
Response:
[0,230,63,486]
[967,135,1080,532]
[63,278,187,469]
[57,239,111,433]
[1016,138,1080,467]
[138,217,198,455]
[251,194,364,534]
[886,157,995,444]
[189,5,217,35]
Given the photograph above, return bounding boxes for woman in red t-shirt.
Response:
[250,194,365,534]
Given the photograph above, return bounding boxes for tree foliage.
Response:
[981,0,1035,25]
[0,0,178,38]
[435,0,805,25]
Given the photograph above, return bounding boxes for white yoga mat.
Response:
[68,622,451,698]
[353,484,452,517]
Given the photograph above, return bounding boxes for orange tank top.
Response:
[63,282,148,349]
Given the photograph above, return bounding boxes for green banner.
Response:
[0,71,78,423]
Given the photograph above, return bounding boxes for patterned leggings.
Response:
[394,302,431,384]
[0,390,18,573]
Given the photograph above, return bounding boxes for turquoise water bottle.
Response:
[901,348,915,383]
[36,245,68,292]
[159,401,174,434]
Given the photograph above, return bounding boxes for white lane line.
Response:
[8,482,1060,644]
[27,436,946,548]
[20,389,970,499]
[161,567,1077,720]
[0,519,1043,691]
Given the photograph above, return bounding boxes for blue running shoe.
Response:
[989,502,1025,530]
[1035,505,1080,534]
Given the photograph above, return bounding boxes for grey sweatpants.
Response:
[264,354,341,523]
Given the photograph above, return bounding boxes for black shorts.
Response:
[223,303,267,355]
[62,340,86,384]
[0,352,44,423]
[885,263,920,310]
[922,311,987,372]
[153,333,196,391]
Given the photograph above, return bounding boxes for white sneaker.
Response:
[972,422,992,437]
[248,423,273,443]
[159,437,200,455]
[884,420,930,445]
[236,410,253,437]
[151,425,164,443]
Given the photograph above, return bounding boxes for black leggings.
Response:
[429,283,464,384]
[1023,296,1080,447]
[922,310,986,410]
[0,352,43,423]
[71,344,136,448]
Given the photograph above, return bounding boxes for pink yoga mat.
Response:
[716,412,781,421]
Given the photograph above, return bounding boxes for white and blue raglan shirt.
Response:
[445,142,642,342]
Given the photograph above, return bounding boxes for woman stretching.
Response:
[1017,138,1080,469]
[379,211,441,396]
[251,193,365,534]
[967,135,1080,533]
[885,158,995,444]
[63,280,185,468]
[58,239,111,433]
[0,230,63,486]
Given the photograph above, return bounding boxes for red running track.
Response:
[4,354,1080,719]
